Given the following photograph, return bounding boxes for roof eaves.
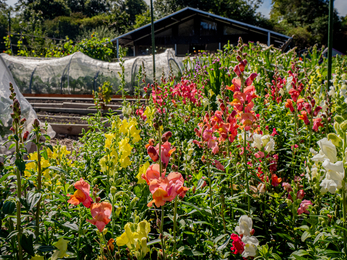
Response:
[111,6,291,43]
[110,7,191,42]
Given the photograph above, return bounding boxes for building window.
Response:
[178,19,195,36]
[200,19,217,36]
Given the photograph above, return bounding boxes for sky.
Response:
[5,0,347,18]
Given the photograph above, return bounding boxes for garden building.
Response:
[111,7,292,57]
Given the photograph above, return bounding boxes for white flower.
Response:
[320,160,344,194]
[310,148,318,155]
[320,100,328,113]
[241,236,259,258]
[306,166,319,181]
[252,134,275,153]
[235,215,253,237]
[328,86,335,98]
[252,134,263,150]
[202,97,210,107]
[122,104,132,117]
[312,138,337,163]
[320,179,338,194]
[263,135,275,153]
[279,88,285,96]
[286,76,293,92]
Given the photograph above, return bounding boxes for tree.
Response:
[270,0,342,50]
[123,0,148,25]
[16,0,71,20]
[133,9,151,29]
[154,0,263,25]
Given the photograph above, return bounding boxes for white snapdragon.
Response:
[122,104,132,117]
[234,215,259,258]
[202,97,210,108]
[305,166,319,181]
[252,134,275,153]
[242,236,259,258]
[235,215,253,237]
[328,86,336,98]
[286,76,293,92]
[320,160,344,194]
[311,138,337,163]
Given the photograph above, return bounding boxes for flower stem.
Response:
[77,205,83,260]
[243,129,250,214]
[160,205,166,260]
[207,162,215,228]
[221,194,227,233]
[15,122,23,260]
[173,197,178,260]
[35,133,42,238]
[343,133,347,256]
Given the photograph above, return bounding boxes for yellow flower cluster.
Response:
[25,146,71,187]
[100,117,142,172]
[143,106,155,126]
[116,220,150,259]
[25,152,51,178]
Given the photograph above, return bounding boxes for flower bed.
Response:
[1,39,347,259]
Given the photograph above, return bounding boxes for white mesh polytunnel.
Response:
[0,49,185,95]
[0,55,55,156]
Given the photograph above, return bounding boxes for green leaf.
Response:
[62,222,79,231]
[217,236,230,251]
[15,159,26,172]
[2,201,16,214]
[214,234,228,244]
[27,192,42,211]
[313,232,324,244]
[0,172,13,184]
[37,245,56,252]
[192,250,205,256]
[301,231,311,242]
[147,239,160,246]
[41,149,48,160]
[49,166,66,174]
[291,250,310,257]
[20,233,35,256]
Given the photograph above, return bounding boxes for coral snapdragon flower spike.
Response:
[87,202,112,232]
[142,164,165,185]
[299,111,310,125]
[313,118,324,132]
[148,188,168,207]
[67,178,93,208]
[157,141,176,168]
[147,145,159,162]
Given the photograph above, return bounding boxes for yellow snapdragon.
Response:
[116,220,150,260]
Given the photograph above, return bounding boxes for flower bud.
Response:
[96,197,101,203]
[110,186,117,195]
[33,119,40,128]
[23,131,29,141]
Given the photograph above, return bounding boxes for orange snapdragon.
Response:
[142,164,188,207]
[86,202,112,232]
[67,178,93,208]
